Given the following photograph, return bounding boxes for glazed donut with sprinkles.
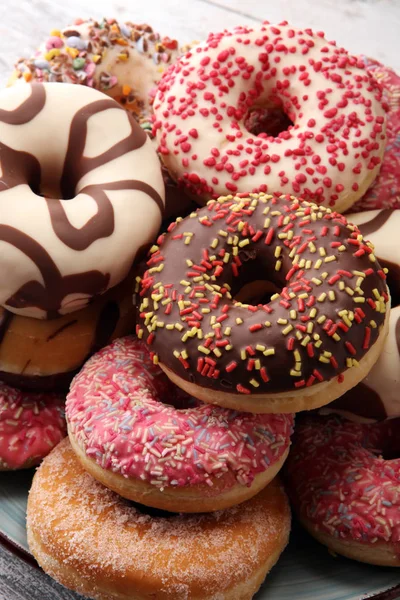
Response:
[285,414,400,566]
[137,193,390,414]
[66,336,294,513]
[153,21,387,212]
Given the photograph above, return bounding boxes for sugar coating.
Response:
[66,336,293,489]
[286,414,400,545]
[0,383,66,469]
[154,21,387,211]
[28,439,290,599]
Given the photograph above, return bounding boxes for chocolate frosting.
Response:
[138,194,389,396]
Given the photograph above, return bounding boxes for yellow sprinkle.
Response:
[137,329,143,339]
[237,221,245,232]
[338,245,346,252]
[290,369,302,377]
[307,322,314,334]
[198,345,210,355]
[152,354,159,365]
[210,238,219,249]
[309,308,317,318]
[333,333,341,342]
[314,259,323,269]
[166,324,174,330]
[278,318,288,325]
[264,218,271,228]
[236,318,243,325]
[317,292,327,302]
[354,297,365,303]
[275,260,282,271]
[213,348,222,358]
[45,49,61,60]
[319,247,327,257]
[328,290,336,301]
[282,324,294,336]
[370,320,377,328]
[294,350,301,362]
[319,356,330,364]
[175,323,184,331]
[274,246,282,258]
[296,331,303,341]
[290,310,297,320]
[173,350,180,358]
[317,315,326,324]
[270,294,280,301]
[373,288,381,300]
[226,344,233,351]
[263,348,275,356]
[223,253,230,263]
[264,321,271,327]
[224,327,232,336]
[298,293,309,299]
[369,254,376,263]
[218,229,228,237]
[241,349,247,360]
[238,238,250,248]
[301,335,311,346]
[250,379,260,388]
[255,359,261,370]
[308,242,316,253]
[312,277,322,286]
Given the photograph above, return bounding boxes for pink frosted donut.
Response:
[285,414,400,566]
[66,336,294,512]
[153,21,387,213]
[351,58,400,212]
[0,384,66,470]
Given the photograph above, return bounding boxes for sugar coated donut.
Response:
[137,193,390,414]
[10,18,180,121]
[325,305,400,422]
[0,384,66,470]
[0,82,164,319]
[153,21,387,212]
[27,438,291,600]
[66,336,293,513]
[0,277,135,391]
[345,209,400,305]
[285,413,400,566]
[352,58,400,212]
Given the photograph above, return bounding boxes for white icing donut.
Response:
[0,83,165,319]
[154,21,387,212]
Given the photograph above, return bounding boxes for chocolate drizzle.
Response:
[0,225,110,318]
[0,84,45,125]
[0,83,163,316]
[358,210,393,237]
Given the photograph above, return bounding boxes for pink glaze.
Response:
[352,57,400,212]
[66,336,294,490]
[286,414,400,546]
[0,384,66,469]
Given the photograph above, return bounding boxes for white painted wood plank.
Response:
[208,0,400,71]
[0,0,399,90]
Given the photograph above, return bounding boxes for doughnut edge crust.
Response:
[27,438,291,600]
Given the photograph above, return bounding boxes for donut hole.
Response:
[244,104,293,138]
[161,388,200,411]
[29,177,75,201]
[368,418,400,461]
[235,280,281,305]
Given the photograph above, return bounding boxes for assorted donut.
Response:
[1,14,399,600]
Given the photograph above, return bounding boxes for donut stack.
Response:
[1,17,399,600]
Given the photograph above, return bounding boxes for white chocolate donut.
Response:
[154,21,387,212]
[0,83,164,319]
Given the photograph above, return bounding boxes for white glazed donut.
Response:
[154,21,387,212]
[0,82,165,319]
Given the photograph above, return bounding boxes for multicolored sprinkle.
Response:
[286,414,400,546]
[66,336,294,489]
[0,384,66,469]
[136,193,389,398]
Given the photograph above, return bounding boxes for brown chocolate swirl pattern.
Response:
[0,83,165,318]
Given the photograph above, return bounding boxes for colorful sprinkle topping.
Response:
[66,336,294,489]
[137,193,389,397]
[286,414,400,545]
[0,384,66,469]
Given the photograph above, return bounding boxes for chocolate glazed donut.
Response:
[137,193,389,414]
[0,82,165,318]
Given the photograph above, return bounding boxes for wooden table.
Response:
[0,0,400,598]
